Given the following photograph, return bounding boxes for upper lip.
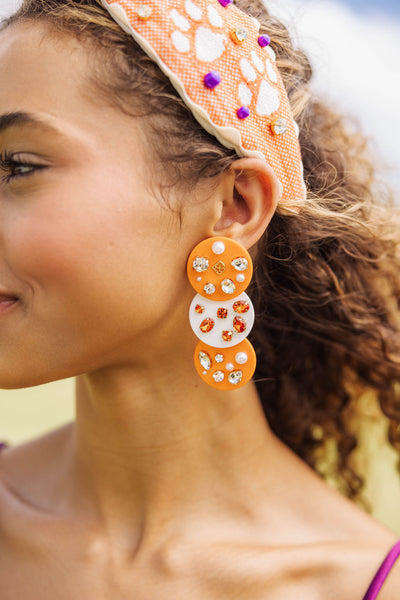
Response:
[0,290,19,300]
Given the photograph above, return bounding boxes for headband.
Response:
[99,0,306,212]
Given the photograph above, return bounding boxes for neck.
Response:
[60,346,286,556]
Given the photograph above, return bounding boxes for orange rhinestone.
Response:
[233,316,247,333]
[233,300,250,313]
[222,330,233,342]
[217,308,228,319]
[200,318,215,333]
[195,304,205,314]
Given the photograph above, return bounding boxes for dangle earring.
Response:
[187,237,256,390]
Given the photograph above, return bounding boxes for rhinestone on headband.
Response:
[137,5,152,19]
[271,118,288,135]
[231,26,248,45]
[204,71,222,89]
[100,0,307,212]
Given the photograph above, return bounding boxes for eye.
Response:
[0,150,47,184]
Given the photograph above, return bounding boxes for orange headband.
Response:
[100,0,306,211]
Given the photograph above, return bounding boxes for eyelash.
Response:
[0,149,46,184]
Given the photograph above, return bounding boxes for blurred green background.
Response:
[1,381,400,534]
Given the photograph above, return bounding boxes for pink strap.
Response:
[363,540,400,599]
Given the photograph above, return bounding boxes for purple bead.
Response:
[237,106,250,119]
[258,34,271,47]
[217,0,233,6]
[204,71,222,89]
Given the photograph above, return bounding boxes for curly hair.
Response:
[2,0,400,508]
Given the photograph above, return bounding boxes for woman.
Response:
[0,0,399,597]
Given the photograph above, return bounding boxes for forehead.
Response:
[0,23,89,118]
[0,22,142,149]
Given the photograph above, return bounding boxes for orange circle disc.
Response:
[194,338,256,391]
[187,237,253,302]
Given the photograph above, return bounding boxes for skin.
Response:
[0,22,399,599]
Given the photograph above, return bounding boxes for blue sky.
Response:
[270,0,400,196]
[344,0,400,13]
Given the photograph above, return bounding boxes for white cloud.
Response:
[0,0,21,19]
[267,0,400,195]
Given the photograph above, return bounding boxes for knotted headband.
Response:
[99,0,306,211]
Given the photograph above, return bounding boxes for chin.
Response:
[0,367,69,390]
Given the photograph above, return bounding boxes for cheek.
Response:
[7,184,186,329]
[6,178,140,284]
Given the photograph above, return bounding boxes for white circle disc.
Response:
[189,292,255,348]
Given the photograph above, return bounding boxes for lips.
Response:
[0,293,18,314]
[0,294,18,302]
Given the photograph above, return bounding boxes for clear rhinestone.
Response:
[213,370,225,383]
[204,282,216,295]
[271,118,287,135]
[228,370,243,385]
[235,352,248,364]
[226,363,234,371]
[199,351,212,370]
[236,27,247,41]
[231,26,248,44]
[212,241,225,255]
[215,353,224,363]
[193,256,209,272]
[231,257,248,271]
[137,5,153,19]
[221,279,236,294]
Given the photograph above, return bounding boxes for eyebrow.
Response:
[0,111,67,138]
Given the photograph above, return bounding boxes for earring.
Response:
[187,237,256,390]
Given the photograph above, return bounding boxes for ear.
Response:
[212,157,282,248]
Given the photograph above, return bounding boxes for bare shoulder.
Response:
[0,428,399,600]
[360,537,400,600]
[0,423,73,529]
[379,566,400,600]
[0,422,72,480]
[299,475,400,599]
[325,536,400,600]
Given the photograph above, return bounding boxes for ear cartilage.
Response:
[187,237,256,390]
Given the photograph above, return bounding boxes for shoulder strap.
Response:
[362,540,400,599]
[0,441,9,451]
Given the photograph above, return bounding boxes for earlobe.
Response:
[212,157,281,249]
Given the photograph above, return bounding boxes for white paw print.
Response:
[170,0,227,61]
[169,0,281,117]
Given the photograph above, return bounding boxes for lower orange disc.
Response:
[194,338,256,391]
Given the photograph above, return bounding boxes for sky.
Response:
[1,0,400,196]
[268,0,400,196]
[344,0,400,13]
